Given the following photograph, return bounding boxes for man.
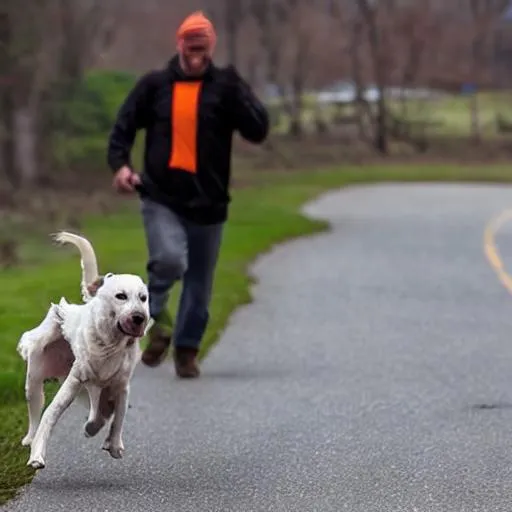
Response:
[107,11,269,378]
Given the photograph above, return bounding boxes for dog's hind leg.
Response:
[21,357,45,446]
[18,305,65,447]
[83,384,107,438]
[27,369,82,469]
[102,385,129,459]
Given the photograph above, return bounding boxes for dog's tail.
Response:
[52,231,100,302]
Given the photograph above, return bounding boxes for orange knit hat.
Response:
[176,11,216,49]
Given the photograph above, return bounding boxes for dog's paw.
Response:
[84,419,104,438]
[21,434,33,447]
[27,455,45,470]
[108,446,124,459]
[102,439,124,459]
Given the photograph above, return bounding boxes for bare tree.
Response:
[467,0,510,142]
[278,1,338,135]
[357,0,389,153]
[384,0,440,149]
[1,0,123,188]
[345,0,475,151]
[219,0,246,67]
[56,0,121,82]
[5,0,60,186]
[250,0,288,94]
[338,4,372,141]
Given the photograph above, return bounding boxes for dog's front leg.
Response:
[27,371,82,469]
[102,385,129,459]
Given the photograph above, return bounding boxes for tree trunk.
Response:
[251,0,282,99]
[225,8,238,66]
[469,36,482,145]
[226,25,237,66]
[358,0,389,154]
[12,104,38,187]
[0,10,17,188]
[351,14,368,140]
[289,42,304,138]
[0,88,17,187]
[375,95,387,153]
[224,0,243,66]
[469,90,481,144]
[246,55,258,87]
[289,87,303,137]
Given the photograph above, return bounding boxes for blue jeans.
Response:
[141,198,223,350]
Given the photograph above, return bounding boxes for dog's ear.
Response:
[87,276,105,297]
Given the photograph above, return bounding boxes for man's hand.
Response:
[112,166,141,194]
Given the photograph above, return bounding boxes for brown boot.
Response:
[141,323,172,367]
[173,347,200,379]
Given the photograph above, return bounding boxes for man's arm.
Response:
[107,72,155,173]
[227,66,269,144]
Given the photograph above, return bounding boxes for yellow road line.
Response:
[484,209,512,294]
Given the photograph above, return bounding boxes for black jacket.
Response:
[107,55,269,224]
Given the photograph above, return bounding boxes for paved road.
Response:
[5,183,512,512]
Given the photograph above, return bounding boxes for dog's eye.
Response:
[115,293,128,301]
[139,294,147,302]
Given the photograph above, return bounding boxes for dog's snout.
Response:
[131,313,145,326]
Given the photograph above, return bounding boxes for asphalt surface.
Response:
[5,183,512,512]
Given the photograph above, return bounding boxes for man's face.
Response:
[180,32,211,76]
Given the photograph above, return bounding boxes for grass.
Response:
[270,91,512,139]
[386,92,512,138]
[2,163,512,504]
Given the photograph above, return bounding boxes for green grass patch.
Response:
[2,163,512,504]
[0,404,37,504]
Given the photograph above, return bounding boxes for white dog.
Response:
[17,231,152,469]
